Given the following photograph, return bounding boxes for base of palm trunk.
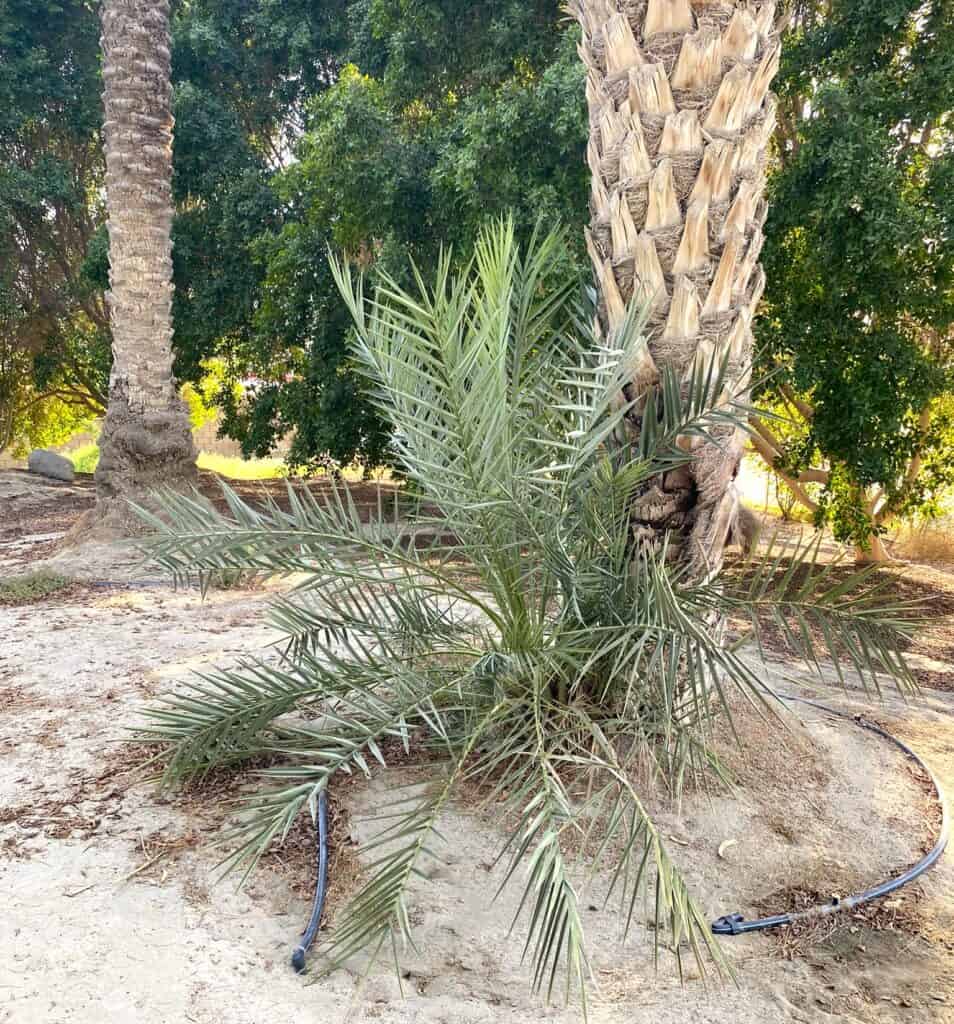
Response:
[631,475,744,577]
[82,397,198,536]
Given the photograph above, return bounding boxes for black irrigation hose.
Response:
[292,790,330,974]
[88,575,331,969]
[711,695,950,937]
[287,698,948,968]
[89,575,330,970]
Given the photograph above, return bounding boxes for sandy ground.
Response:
[2,471,954,1023]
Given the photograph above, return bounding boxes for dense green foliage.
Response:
[139,226,915,1004]
[231,3,586,469]
[760,0,954,544]
[0,0,351,453]
[167,0,350,386]
[0,0,584,469]
[0,0,107,452]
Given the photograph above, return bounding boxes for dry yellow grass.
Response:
[894,518,954,566]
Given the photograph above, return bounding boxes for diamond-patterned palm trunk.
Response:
[94,0,196,530]
[572,0,780,578]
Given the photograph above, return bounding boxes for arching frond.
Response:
[138,222,916,1014]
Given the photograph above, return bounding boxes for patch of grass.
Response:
[65,443,288,481]
[67,442,100,474]
[205,567,265,591]
[0,571,73,605]
[197,453,393,483]
[894,518,954,565]
[196,452,287,480]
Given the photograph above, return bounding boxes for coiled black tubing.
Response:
[288,696,949,967]
[711,695,950,936]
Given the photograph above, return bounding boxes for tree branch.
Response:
[779,383,814,422]
[750,415,828,485]
[903,406,933,488]
[748,430,821,515]
[749,416,784,455]
[797,468,830,485]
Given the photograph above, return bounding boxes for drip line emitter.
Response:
[286,693,948,970]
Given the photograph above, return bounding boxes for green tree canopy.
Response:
[756,0,954,548]
[227,2,587,469]
[0,0,107,451]
[3,0,951,546]
[1,0,586,468]
[167,0,351,386]
[0,0,350,451]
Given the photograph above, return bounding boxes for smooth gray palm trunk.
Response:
[94,0,195,529]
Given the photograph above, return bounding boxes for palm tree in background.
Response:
[94,0,195,529]
[571,0,780,577]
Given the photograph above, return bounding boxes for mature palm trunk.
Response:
[572,0,780,578]
[94,0,196,530]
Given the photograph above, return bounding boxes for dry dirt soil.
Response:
[2,470,953,1024]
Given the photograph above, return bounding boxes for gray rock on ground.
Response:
[27,449,75,483]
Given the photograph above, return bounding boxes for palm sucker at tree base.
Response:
[571,0,780,579]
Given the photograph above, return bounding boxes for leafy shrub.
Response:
[0,571,72,605]
[139,223,915,1007]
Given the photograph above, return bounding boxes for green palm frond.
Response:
[701,531,921,694]
[137,219,918,1013]
[140,659,321,785]
[268,581,478,661]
